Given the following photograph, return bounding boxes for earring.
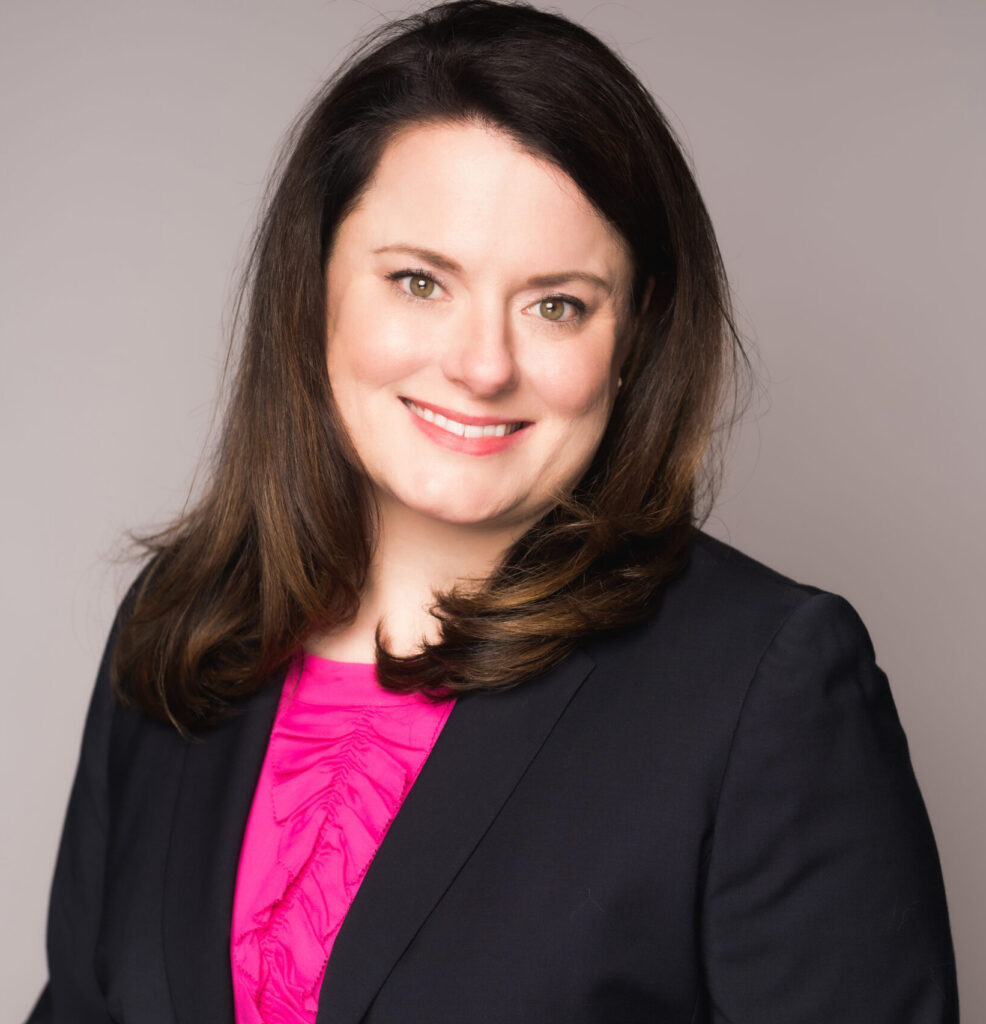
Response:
[617,376,624,389]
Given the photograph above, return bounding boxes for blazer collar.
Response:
[162,672,284,1024]
[316,648,595,1024]
[160,649,595,1024]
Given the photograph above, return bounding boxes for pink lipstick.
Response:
[400,397,532,455]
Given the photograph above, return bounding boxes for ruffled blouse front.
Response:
[231,655,455,1024]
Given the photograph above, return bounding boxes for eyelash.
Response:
[386,268,588,325]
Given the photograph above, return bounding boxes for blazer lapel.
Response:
[162,672,284,1024]
[316,648,596,1024]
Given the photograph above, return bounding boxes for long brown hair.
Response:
[113,0,746,729]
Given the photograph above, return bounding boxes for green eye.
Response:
[539,298,566,321]
[409,276,435,298]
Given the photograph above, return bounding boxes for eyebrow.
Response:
[372,244,614,293]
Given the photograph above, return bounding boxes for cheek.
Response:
[327,293,427,389]
[529,339,618,421]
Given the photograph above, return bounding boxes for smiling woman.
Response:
[27,2,957,1023]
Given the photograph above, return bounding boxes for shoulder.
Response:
[579,531,883,754]
[587,529,871,684]
[664,529,835,634]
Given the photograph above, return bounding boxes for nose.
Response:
[441,303,519,398]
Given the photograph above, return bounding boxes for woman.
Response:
[29,1,957,1022]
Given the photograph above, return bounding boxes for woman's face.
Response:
[325,120,633,539]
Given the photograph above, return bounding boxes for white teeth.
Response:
[404,400,521,438]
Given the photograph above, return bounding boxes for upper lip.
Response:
[400,396,530,427]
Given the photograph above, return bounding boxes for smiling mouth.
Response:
[401,398,529,438]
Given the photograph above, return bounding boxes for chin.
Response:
[418,503,518,530]
[388,489,531,532]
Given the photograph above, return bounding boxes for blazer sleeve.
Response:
[702,592,958,1023]
[26,609,122,1024]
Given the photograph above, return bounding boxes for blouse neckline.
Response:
[287,652,430,708]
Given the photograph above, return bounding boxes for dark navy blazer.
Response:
[29,533,959,1022]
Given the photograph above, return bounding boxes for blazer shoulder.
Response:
[687,532,879,660]
[583,531,876,720]
[647,530,837,650]
[686,530,823,605]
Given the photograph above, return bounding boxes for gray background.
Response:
[3,0,982,1018]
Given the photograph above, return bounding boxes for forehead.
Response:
[335,120,632,282]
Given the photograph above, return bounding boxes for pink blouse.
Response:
[230,655,455,1024]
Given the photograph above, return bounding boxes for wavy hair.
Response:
[113,0,746,729]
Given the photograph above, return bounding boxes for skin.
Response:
[312,120,634,660]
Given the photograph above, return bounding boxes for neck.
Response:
[307,498,526,663]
